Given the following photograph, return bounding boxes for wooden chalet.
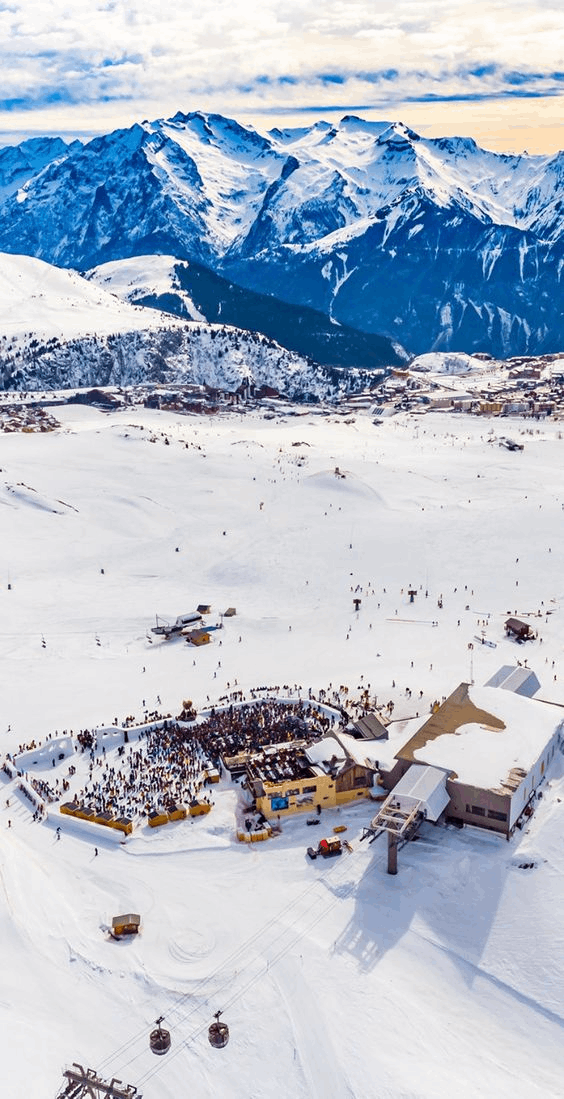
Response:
[185,628,211,646]
[505,617,536,642]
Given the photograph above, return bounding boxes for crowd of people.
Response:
[68,723,214,821]
[193,699,325,761]
[57,698,337,825]
[4,675,432,832]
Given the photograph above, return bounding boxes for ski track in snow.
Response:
[274,955,355,1099]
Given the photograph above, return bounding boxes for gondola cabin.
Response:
[208,1011,229,1048]
[112,913,140,937]
[149,1017,171,1056]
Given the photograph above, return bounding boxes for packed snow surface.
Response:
[1,404,564,1098]
[87,255,206,322]
[408,352,498,375]
[0,253,184,342]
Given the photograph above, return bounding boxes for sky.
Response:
[0,0,563,152]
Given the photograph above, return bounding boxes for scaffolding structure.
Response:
[362,794,425,874]
[56,1065,142,1099]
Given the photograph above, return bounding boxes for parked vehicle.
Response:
[307,837,342,860]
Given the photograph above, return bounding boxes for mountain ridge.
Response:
[0,252,379,400]
[0,110,563,356]
[87,254,405,370]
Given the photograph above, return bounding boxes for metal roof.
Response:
[485,665,540,697]
[353,713,389,740]
[390,764,451,823]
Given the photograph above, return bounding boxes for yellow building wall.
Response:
[256,773,337,818]
[335,787,371,806]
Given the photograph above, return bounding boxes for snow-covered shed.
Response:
[112,913,140,937]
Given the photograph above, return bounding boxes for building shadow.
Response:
[330,822,508,978]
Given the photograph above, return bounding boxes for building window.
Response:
[471,805,486,817]
[487,809,508,822]
[303,785,317,794]
[286,789,299,797]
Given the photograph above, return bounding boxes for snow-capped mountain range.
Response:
[0,110,563,359]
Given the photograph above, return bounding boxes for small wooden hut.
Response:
[112,913,140,937]
[167,804,187,821]
[185,628,211,646]
[189,800,211,817]
[148,810,168,828]
[505,617,535,642]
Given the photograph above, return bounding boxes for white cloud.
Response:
[0,0,562,148]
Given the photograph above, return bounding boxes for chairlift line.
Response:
[97,859,342,1073]
[96,838,364,1086]
[134,860,360,1091]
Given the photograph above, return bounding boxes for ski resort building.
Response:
[378,682,564,838]
[245,735,376,818]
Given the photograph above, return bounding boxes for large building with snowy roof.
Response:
[380,682,564,838]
